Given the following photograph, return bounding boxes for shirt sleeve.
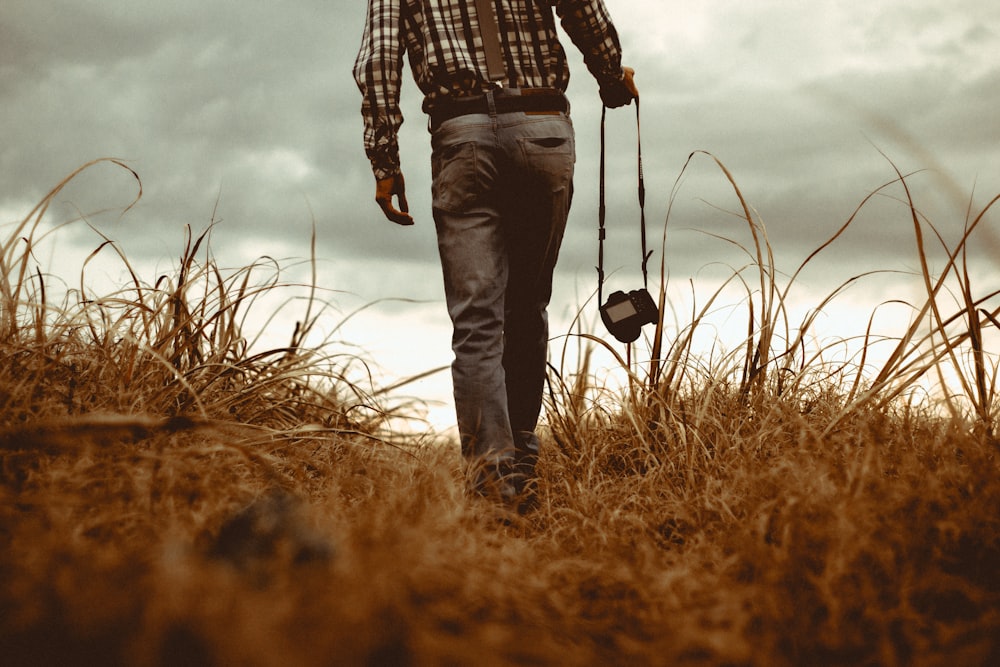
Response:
[555,0,626,90]
[353,0,406,181]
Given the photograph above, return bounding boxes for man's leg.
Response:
[499,113,576,486]
[429,116,517,497]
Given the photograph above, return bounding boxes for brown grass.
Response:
[1,158,998,666]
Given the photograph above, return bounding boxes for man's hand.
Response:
[375,173,414,226]
[622,66,638,101]
[600,66,638,108]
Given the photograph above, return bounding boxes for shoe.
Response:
[468,456,541,516]
[511,449,539,514]
[469,459,518,503]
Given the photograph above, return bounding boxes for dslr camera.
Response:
[600,288,658,343]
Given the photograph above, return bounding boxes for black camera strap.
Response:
[597,100,650,307]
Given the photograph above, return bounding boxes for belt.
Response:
[427,88,569,127]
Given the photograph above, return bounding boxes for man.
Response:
[354,0,637,506]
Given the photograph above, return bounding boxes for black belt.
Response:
[427,88,568,127]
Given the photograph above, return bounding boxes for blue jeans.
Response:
[430,101,575,483]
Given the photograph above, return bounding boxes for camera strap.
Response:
[597,100,650,307]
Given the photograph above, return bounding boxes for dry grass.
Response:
[1,158,998,666]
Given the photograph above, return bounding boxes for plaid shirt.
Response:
[354,0,626,180]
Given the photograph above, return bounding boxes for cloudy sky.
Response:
[3,0,999,427]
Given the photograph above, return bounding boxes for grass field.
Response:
[1,159,998,666]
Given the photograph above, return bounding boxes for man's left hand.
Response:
[600,66,638,108]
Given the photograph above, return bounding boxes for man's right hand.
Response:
[375,173,414,226]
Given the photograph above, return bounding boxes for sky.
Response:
[3,0,999,430]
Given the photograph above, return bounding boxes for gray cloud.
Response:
[2,0,998,315]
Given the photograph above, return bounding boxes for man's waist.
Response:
[425,88,569,125]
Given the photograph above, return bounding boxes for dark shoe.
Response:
[495,464,539,516]
[469,459,518,504]
[469,458,542,516]
[512,476,538,515]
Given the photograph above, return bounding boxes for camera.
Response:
[600,288,659,343]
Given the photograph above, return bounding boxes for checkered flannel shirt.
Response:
[354,0,627,180]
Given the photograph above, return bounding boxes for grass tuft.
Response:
[1,158,998,665]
